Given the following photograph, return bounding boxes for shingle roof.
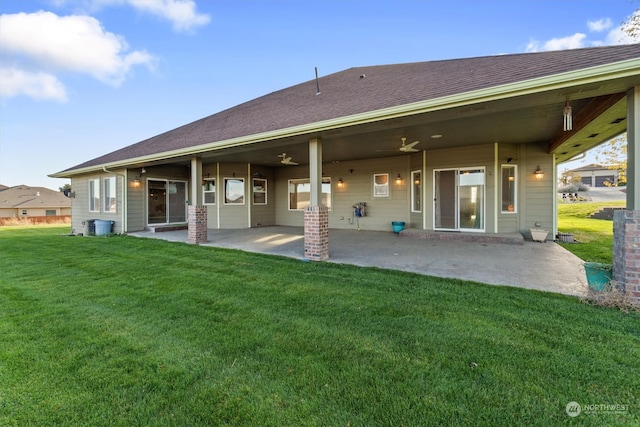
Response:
[0,185,71,208]
[59,44,640,173]
[568,163,621,172]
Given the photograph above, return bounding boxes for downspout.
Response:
[103,166,127,233]
[494,142,499,234]
[423,150,427,230]
[247,163,251,228]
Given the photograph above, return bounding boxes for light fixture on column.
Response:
[534,166,544,180]
[563,101,572,131]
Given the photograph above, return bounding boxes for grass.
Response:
[1,226,639,426]
[557,201,626,264]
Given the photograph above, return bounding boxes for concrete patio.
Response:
[130,226,589,298]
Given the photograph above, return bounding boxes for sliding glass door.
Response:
[148,179,187,225]
[434,168,485,232]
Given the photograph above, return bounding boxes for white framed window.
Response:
[253,178,267,205]
[501,165,517,213]
[103,176,116,213]
[288,177,331,210]
[373,173,389,197]
[411,170,422,212]
[203,178,216,205]
[89,178,100,212]
[21,209,27,216]
[45,210,56,216]
[224,178,245,205]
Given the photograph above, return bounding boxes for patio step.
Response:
[146,224,188,233]
[399,228,524,245]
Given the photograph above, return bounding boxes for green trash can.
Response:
[584,262,612,291]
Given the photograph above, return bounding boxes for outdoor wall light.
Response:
[563,101,573,131]
[396,173,403,184]
[337,178,344,188]
[534,166,544,180]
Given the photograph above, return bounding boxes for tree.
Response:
[622,8,640,40]
[59,183,71,193]
[594,134,627,186]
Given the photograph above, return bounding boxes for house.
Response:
[50,44,640,301]
[565,163,621,187]
[0,185,71,220]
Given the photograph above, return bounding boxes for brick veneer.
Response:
[613,210,640,302]
[187,205,208,244]
[304,206,329,261]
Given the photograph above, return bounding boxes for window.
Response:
[411,170,422,212]
[224,178,245,205]
[103,176,116,213]
[288,178,331,210]
[21,209,27,216]
[373,173,389,197]
[501,165,517,213]
[253,178,267,205]
[203,178,216,204]
[89,179,100,212]
[45,210,56,216]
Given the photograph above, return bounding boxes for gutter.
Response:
[557,152,587,165]
[51,57,640,177]
[102,166,127,233]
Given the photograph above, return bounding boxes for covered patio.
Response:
[130,226,588,297]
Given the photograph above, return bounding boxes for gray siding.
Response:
[218,163,250,229]
[521,143,555,239]
[70,170,125,234]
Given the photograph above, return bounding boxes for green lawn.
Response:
[557,201,626,264]
[1,226,638,426]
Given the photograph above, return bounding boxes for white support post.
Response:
[627,86,640,210]
[309,138,323,207]
[190,157,203,206]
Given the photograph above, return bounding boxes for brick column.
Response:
[304,206,329,261]
[613,210,640,303]
[188,205,208,244]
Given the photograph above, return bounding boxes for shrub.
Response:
[557,183,590,193]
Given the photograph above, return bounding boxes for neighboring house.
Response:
[565,163,620,187]
[0,185,71,218]
[50,45,640,301]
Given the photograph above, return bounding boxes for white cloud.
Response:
[0,67,68,102]
[588,18,612,32]
[0,11,156,86]
[526,33,587,52]
[525,11,639,53]
[128,0,210,32]
[87,0,210,32]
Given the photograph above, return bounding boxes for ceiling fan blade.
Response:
[404,140,419,149]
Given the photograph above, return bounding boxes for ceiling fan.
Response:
[278,153,299,165]
[398,137,420,152]
[377,137,420,153]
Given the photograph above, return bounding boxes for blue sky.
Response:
[0,0,637,190]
